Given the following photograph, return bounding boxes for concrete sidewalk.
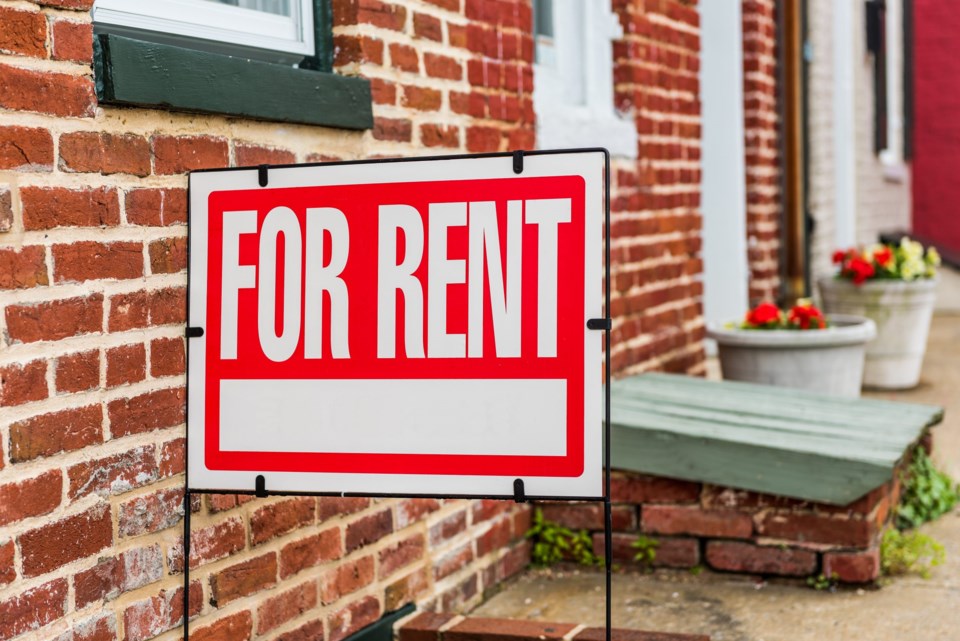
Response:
[473,269,960,641]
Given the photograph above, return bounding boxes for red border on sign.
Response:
[204,176,587,477]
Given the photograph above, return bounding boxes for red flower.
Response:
[745,302,781,327]
[832,249,848,264]
[845,256,876,284]
[788,303,826,330]
[874,246,893,267]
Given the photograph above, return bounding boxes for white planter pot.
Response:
[707,315,877,398]
[818,278,937,390]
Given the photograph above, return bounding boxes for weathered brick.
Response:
[21,186,120,230]
[152,135,229,174]
[424,53,462,79]
[328,595,381,641]
[20,503,113,577]
[274,620,325,641]
[0,188,11,232]
[0,359,47,407]
[389,43,419,72]
[0,540,15,586]
[108,291,148,331]
[378,534,425,579]
[370,77,397,105]
[433,542,473,580]
[123,582,202,641]
[345,508,393,552]
[6,294,102,343]
[596,533,699,569]
[118,487,185,537]
[67,444,157,501]
[318,496,370,521]
[149,286,187,325]
[320,555,375,604]
[466,125,501,152]
[51,613,116,641]
[538,503,635,532]
[756,512,875,548]
[159,437,185,477]
[257,581,318,634]
[251,497,316,546]
[52,241,143,283]
[279,527,343,578]
[108,387,186,437]
[420,123,459,148]
[148,236,188,274]
[125,188,187,226]
[0,579,68,640]
[413,12,442,41]
[36,0,93,9]
[0,126,53,169]
[373,117,413,142]
[59,132,151,176]
[106,343,147,388]
[0,470,62,526]
[168,516,245,573]
[429,509,467,547]
[0,64,94,116]
[611,473,701,504]
[74,545,164,608]
[210,553,277,606]
[151,337,185,378]
[357,0,406,31]
[642,505,753,539]
[235,143,296,166]
[396,498,442,528]
[0,6,47,58]
[705,541,817,576]
[10,405,102,462]
[191,611,252,641]
[446,618,577,641]
[55,350,100,393]
[402,85,442,111]
[822,548,881,583]
[51,19,93,62]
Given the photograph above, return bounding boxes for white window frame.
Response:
[533,0,636,158]
[879,0,907,182]
[93,0,314,63]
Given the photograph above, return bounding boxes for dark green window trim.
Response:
[92,1,372,130]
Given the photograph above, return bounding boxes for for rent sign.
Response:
[187,151,605,497]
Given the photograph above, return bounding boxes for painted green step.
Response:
[609,373,944,505]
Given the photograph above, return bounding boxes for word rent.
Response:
[220,198,572,362]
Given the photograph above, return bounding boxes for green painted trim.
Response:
[94,33,372,130]
[301,0,334,72]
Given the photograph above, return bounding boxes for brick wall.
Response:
[609,0,705,377]
[0,1,708,640]
[740,0,781,304]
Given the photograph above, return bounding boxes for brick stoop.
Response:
[399,612,710,641]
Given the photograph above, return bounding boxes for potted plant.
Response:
[707,300,876,397]
[818,238,940,389]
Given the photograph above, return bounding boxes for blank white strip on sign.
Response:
[219,379,567,456]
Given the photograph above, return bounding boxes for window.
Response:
[532,0,635,158]
[91,0,372,130]
[867,0,907,178]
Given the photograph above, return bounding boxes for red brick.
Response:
[396,498,442,528]
[421,123,459,148]
[398,612,457,641]
[159,437,185,477]
[370,77,397,105]
[151,337,185,378]
[108,291,148,331]
[6,293,103,343]
[422,0,459,10]
[478,518,513,556]
[53,241,143,283]
[118,487,184,537]
[149,236,188,274]
[125,188,187,226]
[705,541,817,576]
[74,545,163,608]
[756,512,875,547]
[251,497,317,546]
[357,0,406,31]
[386,568,430,611]
[318,496,370,521]
[373,116,413,142]
[20,503,113,577]
[10,405,102,462]
[257,581,318,634]
[333,34,385,66]
[0,126,53,169]
[190,611,252,641]
[106,343,146,388]
[433,542,473,580]
[0,470,61,527]
[0,6,47,58]
[402,85,442,111]
[466,125,501,152]
[378,534,425,579]
[21,186,120,230]
[0,246,46,291]
[280,527,343,578]
[642,505,753,539]
[59,132,151,176]
[597,533,699,568]
[699,485,809,511]
[55,350,100,393]
[429,510,467,547]
[36,0,93,9]
[446,618,577,641]
[328,596,381,641]
[822,548,881,583]
[0,540,14,586]
[389,43,419,72]
[439,574,478,612]
[0,63,95,116]
[67,444,157,500]
[413,12,442,41]
[149,286,187,325]
[0,359,47,407]
[424,53,462,79]
[123,582,202,641]
[539,503,636,531]
[52,613,116,641]
[0,579,68,640]
[211,553,278,606]
[610,473,701,504]
[274,620,325,641]
[346,508,393,552]
[51,19,92,62]
[108,387,186,437]
[448,22,467,48]
[235,143,296,166]
[152,135,229,174]
[577,628,709,641]
[320,555,375,604]
[168,516,245,573]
